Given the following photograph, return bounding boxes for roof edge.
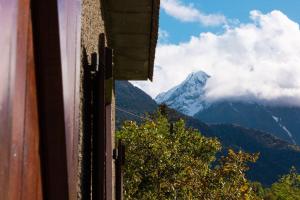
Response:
[148,0,160,81]
[100,0,160,81]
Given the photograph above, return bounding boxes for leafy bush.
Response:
[263,167,300,200]
[117,113,259,200]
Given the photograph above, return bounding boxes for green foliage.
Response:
[117,113,259,200]
[116,81,300,186]
[250,182,266,198]
[263,167,300,200]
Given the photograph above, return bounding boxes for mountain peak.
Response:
[185,71,210,83]
[155,70,210,116]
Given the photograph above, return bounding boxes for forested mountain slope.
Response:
[116,81,300,185]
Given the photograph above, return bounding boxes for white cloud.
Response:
[133,10,300,107]
[161,0,227,26]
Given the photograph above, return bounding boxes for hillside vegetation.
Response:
[117,112,300,199]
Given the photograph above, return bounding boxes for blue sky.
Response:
[134,0,300,107]
[160,0,300,44]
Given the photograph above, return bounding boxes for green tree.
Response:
[117,113,259,200]
[264,167,300,200]
[251,182,266,198]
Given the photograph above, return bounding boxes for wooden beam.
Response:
[0,0,43,199]
[116,140,125,200]
[105,47,114,199]
[21,9,43,200]
[105,48,114,104]
[92,34,106,200]
[56,1,82,199]
[80,48,92,200]
[31,0,69,199]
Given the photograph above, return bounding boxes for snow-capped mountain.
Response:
[155,71,300,145]
[116,81,300,186]
[155,71,210,116]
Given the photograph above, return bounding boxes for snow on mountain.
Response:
[272,116,279,123]
[156,71,300,145]
[272,115,296,144]
[155,71,210,116]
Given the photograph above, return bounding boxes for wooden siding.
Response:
[0,0,43,199]
[31,0,69,198]
[57,0,82,199]
[0,0,82,199]
[0,0,157,199]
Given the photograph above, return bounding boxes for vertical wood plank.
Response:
[105,47,114,200]
[57,1,82,198]
[0,0,43,199]
[91,33,107,200]
[0,0,16,191]
[116,141,125,200]
[80,48,92,200]
[31,0,69,199]
[93,57,106,200]
[21,14,43,199]
[7,0,30,197]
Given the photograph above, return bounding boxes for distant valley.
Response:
[156,71,300,145]
[116,80,300,186]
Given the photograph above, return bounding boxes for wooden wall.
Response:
[57,0,82,199]
[0,0,119,199]
[0,0,82,199]
[0,0,42,199]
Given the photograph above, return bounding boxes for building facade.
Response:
[0,0,159,199]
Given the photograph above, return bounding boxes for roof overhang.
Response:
[101,0,160,81]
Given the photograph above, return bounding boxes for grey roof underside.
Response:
[101,0,159,80]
